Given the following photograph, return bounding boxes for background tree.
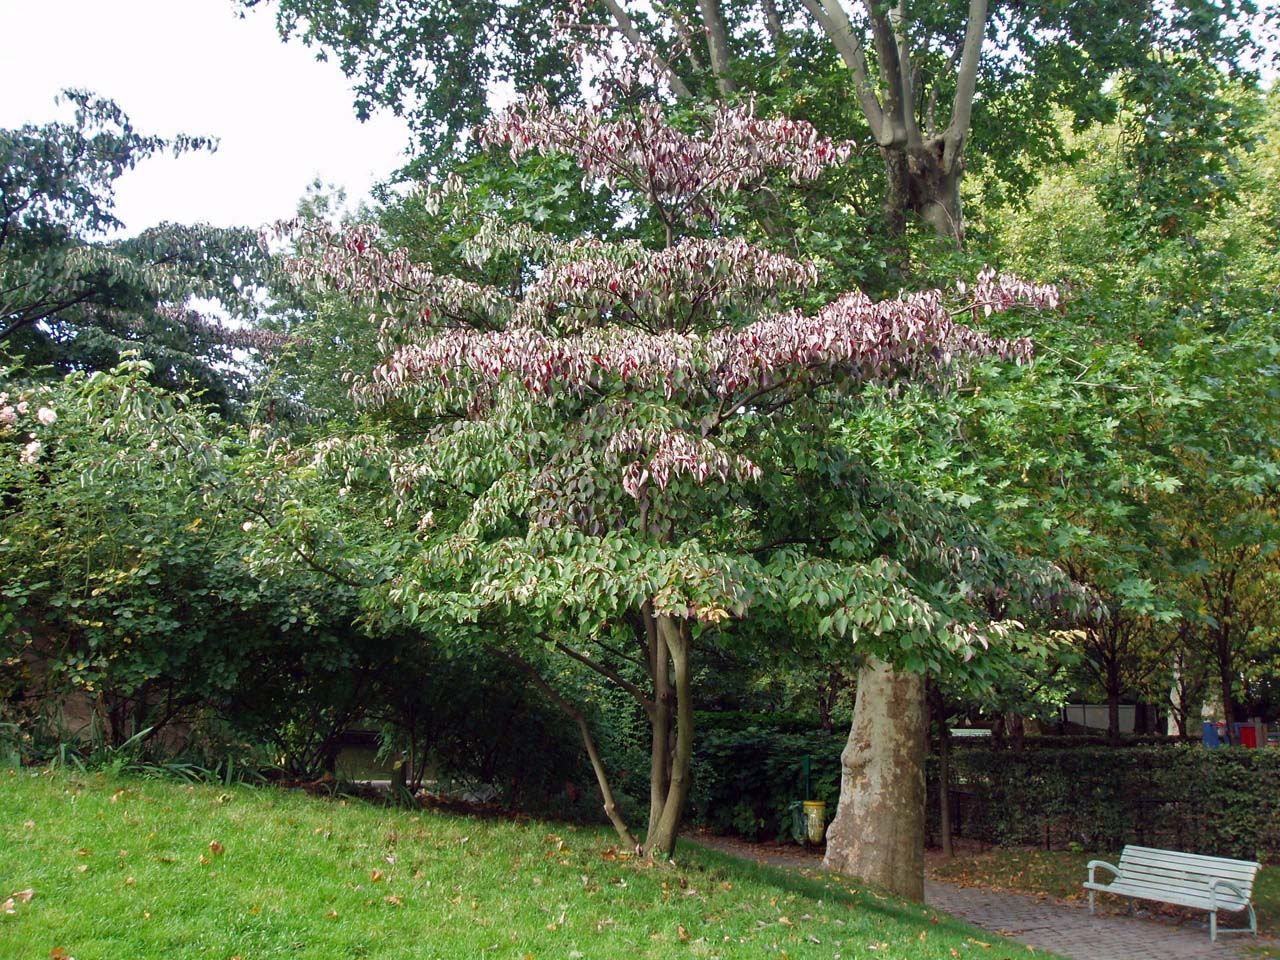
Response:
[242,0,1271,241]
[1,91,282,411]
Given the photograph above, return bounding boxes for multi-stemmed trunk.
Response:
[524,606,695,859]
[643,615,694,857]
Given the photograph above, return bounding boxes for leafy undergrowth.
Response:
[0,769,1052,960]
[928,846,1280,938]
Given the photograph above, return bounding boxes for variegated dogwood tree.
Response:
[275,92,1059,867]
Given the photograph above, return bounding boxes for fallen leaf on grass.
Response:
[208,841,224,856]
[50,949,71,960]
[778,916,794,927]
[23,820,34,830]
[370,869,385,882]
[678,924,690,941]
[326,911,338,919]
[384,896,403,907]
[76,865,88,874]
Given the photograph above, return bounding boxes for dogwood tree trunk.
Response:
[823,657,927,901]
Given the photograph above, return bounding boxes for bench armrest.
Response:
[1086,860,1119,885]
[1208,878,1249,910]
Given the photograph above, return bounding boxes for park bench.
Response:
[1083,844,1260,941]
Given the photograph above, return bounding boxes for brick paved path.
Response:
[689,834,1277,960]
[924,878,1269,960]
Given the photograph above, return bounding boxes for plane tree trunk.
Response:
[823,657,927,901]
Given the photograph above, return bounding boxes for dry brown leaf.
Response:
[198,855,210,866]
[12,889,33,903]
[208,841,225,856]
[601,848,617,861]
[778,916,794,927]
[123,877,135,887]
[23,820,34,830]
[76,848,90,857]
[49,949,70,960]
[326,910,338,919]
[76,865,88,874]
[1,899,14,915]
[384,896,403,907]
[677,924,690,941]
[370,868,384,883]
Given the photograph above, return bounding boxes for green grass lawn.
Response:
[929,846,1280,937]
[0,768,1052,960]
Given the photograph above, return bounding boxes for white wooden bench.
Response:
[1083,844,1260,941]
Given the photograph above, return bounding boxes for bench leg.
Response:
[1088,890,1094,915]
[1210,910,1217,942]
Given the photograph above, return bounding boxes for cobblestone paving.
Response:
[689,834,1278,960]
[923,879,1272,960]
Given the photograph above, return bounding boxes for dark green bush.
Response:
[689,715,843,841]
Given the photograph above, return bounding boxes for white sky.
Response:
[0,0,412,237]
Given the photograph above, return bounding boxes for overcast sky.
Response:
[0,0,412,236]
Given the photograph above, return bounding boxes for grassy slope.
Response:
[0,768,1051,960]
[930,847,1280,937]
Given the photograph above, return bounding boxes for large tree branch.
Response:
[943,0,987,170]
[697,0,738,95]
[892,1,923,148]
[860,0,908,146]
[600,0,694,98]
[799,0,886,137]
[554,638,655,713]
[761,0,785,48]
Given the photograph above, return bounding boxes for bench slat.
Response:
[1116,870,1254,901]
[1121,855,1259,885]
[1089,882,1248,912]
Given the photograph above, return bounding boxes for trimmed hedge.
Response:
[933,745,1280,859]
[687,714,1280,859]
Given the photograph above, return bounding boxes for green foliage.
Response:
[366,644,592,814]
[689,715,843,842]
[1,92,279,410]
[932,745,1280,860]
[0,359,379,766]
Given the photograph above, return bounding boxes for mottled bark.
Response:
[824,657,927,901]
[881,143,964,241]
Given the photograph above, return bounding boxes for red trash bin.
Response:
[1239,725,1258,748]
